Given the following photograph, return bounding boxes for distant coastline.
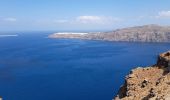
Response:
[49,24,170,43]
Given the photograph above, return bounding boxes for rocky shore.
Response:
[114,51,170,100]
[49,24,170,42]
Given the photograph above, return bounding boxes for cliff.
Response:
[49,24,170,42]
[114,51,170,100]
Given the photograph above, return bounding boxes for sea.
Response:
[0,32,169,100]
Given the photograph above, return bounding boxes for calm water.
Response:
[0,33,169,100]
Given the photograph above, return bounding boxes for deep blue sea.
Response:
[0,32,169,100]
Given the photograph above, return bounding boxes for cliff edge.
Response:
[114,51,170,100]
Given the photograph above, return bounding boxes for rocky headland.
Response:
[114,51,170,100]
[49,24,170,42]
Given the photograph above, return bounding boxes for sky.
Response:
[0,0,170,32]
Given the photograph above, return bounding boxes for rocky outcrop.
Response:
[114,51,170,100]
[49,24,170,42]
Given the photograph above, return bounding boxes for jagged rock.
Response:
[157,51,170,68]
[141,79,149,88]
[114,51,170,100]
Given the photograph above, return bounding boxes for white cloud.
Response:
[156,11,170,18]
[54,19,68,23]
[75,16,121,24]
[76,16,102,24]
[36,16,122,27]
[3,17,17,22]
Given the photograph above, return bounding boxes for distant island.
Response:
[49,24,170,42]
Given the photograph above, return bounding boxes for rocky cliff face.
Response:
[114,51,170,100]
[49,24,170,42]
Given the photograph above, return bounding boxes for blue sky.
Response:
[0,0,170,31]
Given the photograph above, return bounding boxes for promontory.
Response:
[114,51,170,100]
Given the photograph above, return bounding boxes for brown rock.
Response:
[114,51,170,100]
